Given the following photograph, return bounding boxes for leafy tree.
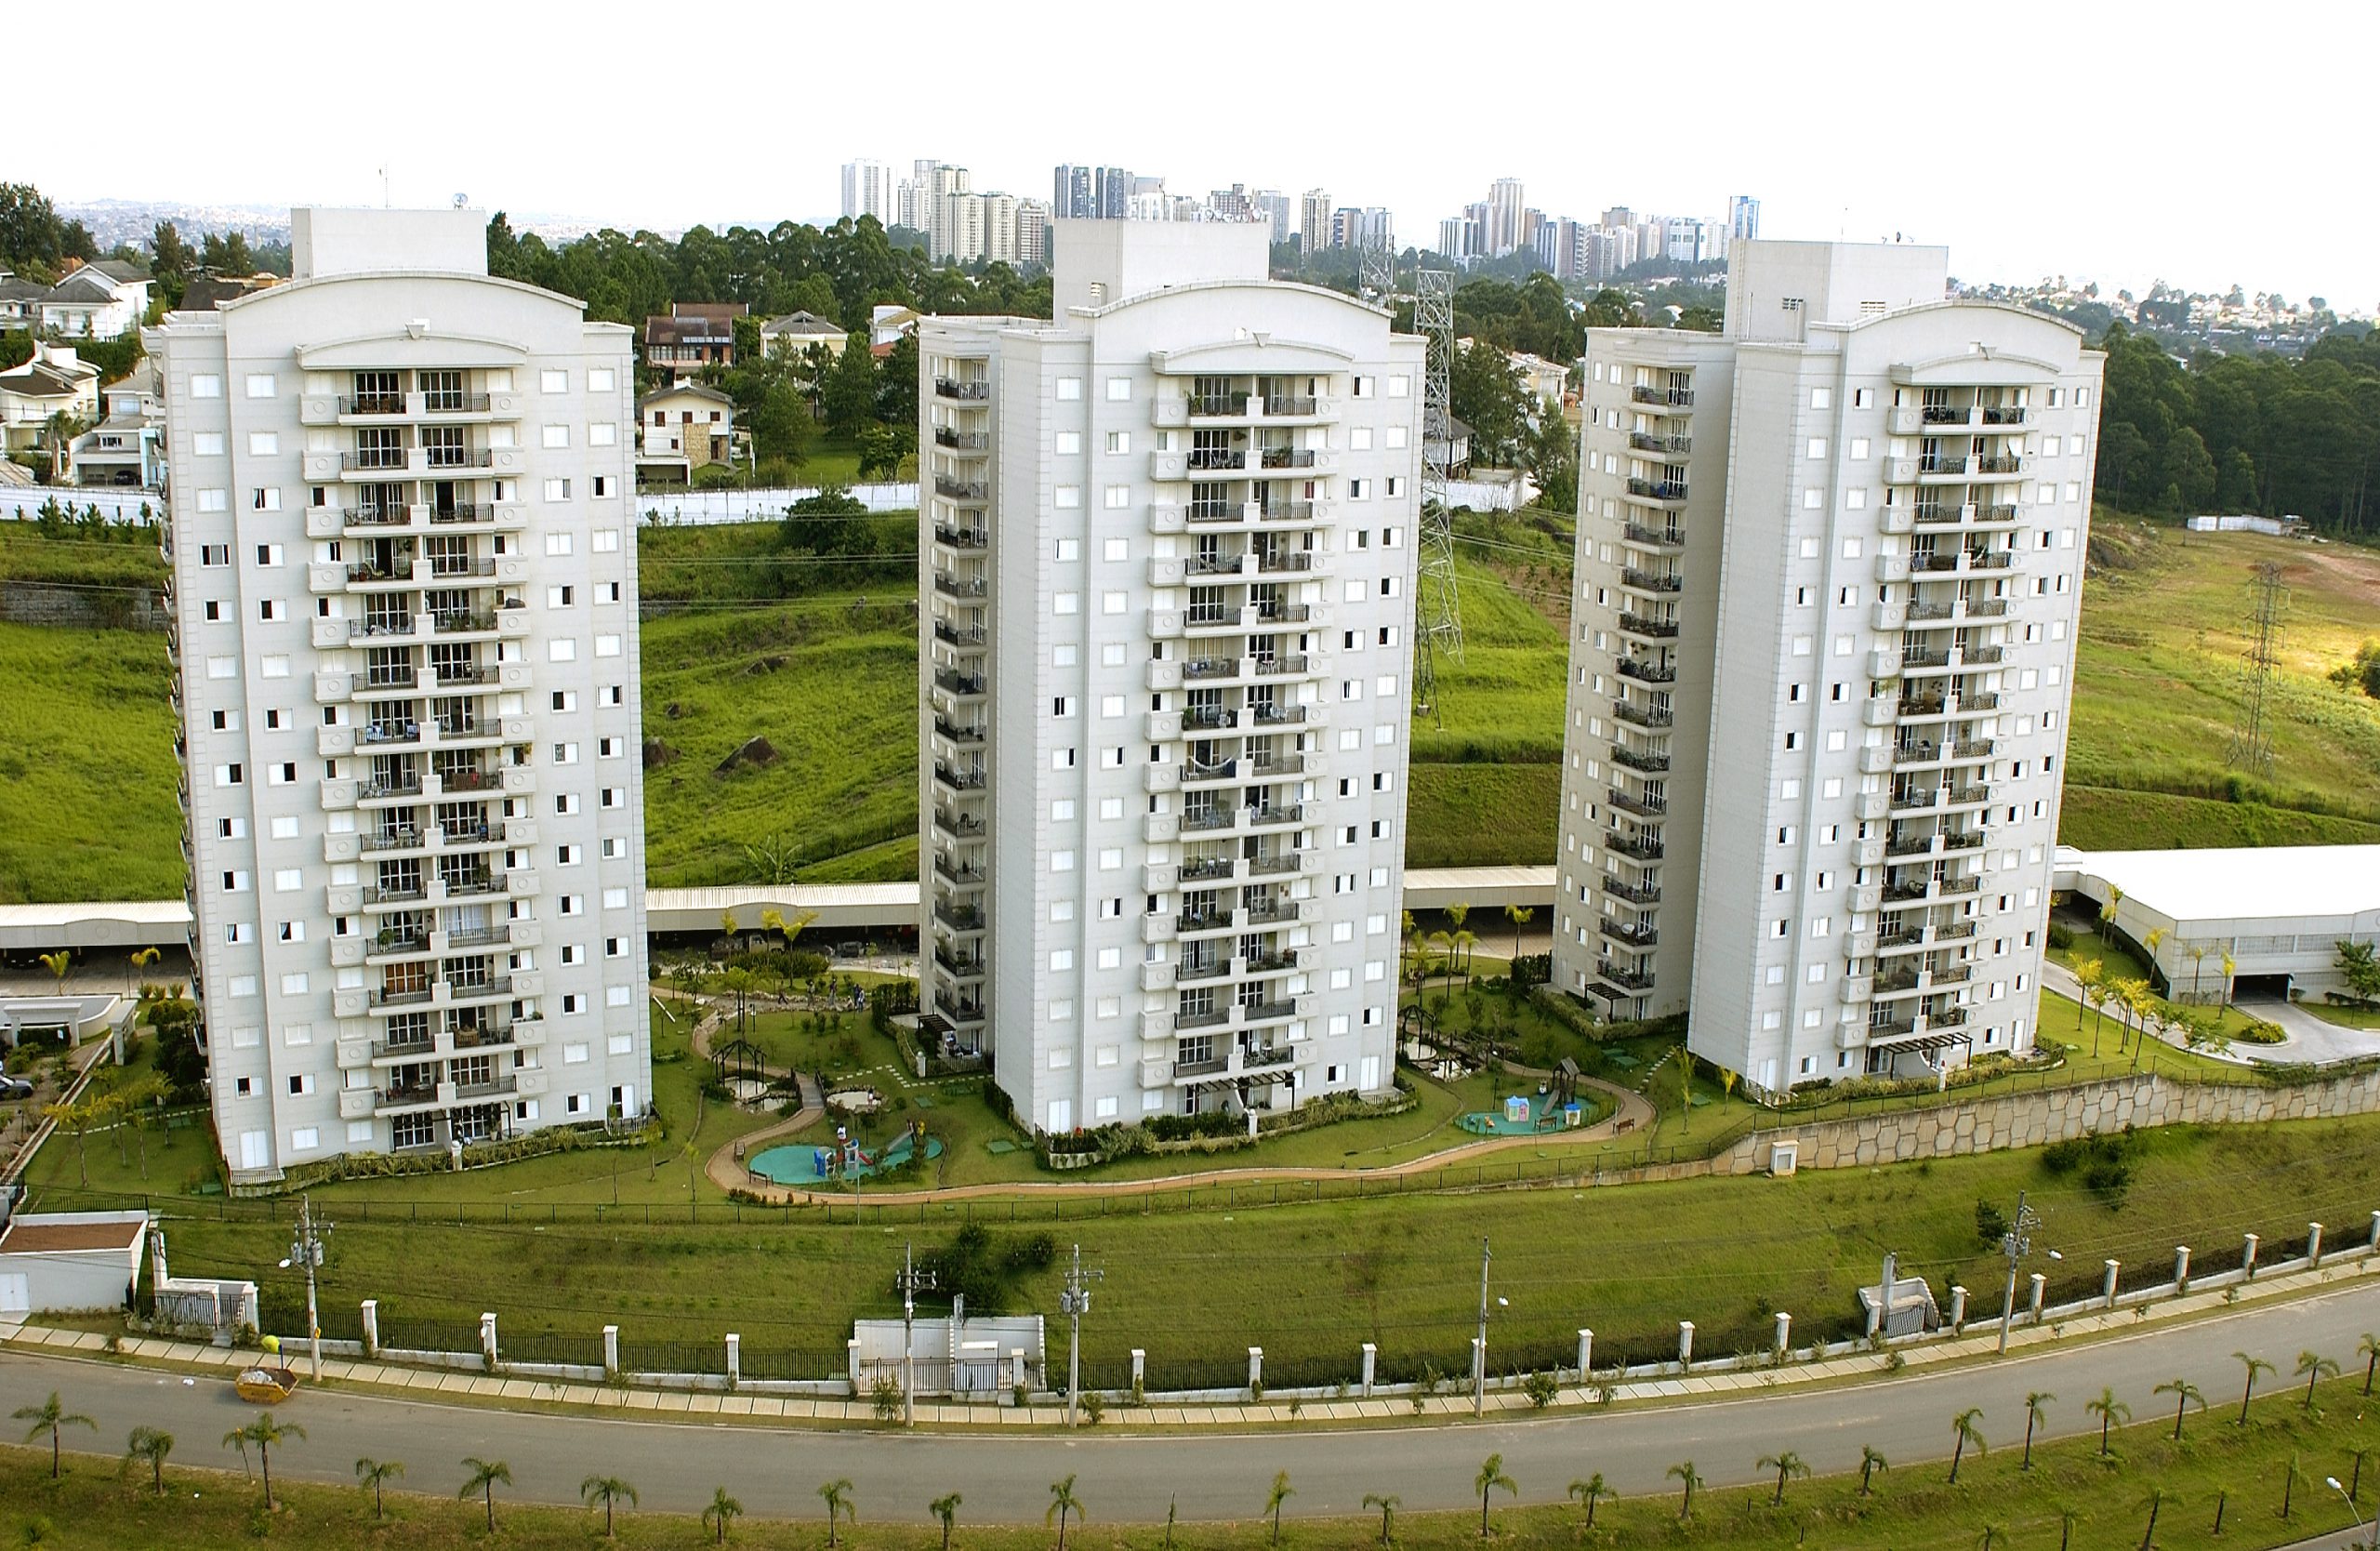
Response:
[122,1426,173,1494]
[823,335,880,440]
[459,1456,511,1531]
[582,1474,639,1537]
[0,183,65,273]
[2023,1391,2055,1468]
[1949,1407,1987,1483]
[2155,1375,2205,1439]
[1449,342,1532,470]
[1475,1453,1516,1537]
[2234,1351,2276,1424]
[354,1456,403,1518]
[222,1413,304,1509]
[14,1392,93,1479]
[2335,941,2380,1007]
[199,231,255,276]
[706,1486,745,1544]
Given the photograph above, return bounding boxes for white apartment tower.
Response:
[1554,241,2103,1095]
[918,221,1424,1136]
[841,159,895,224]
[152,207,653,1185]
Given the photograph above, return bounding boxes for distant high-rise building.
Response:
[1095,167,1133,219]
[1054,166,1095,219]
[1015,201,1052,268]
[1463,203,1489,260]
[841,160,895,224]
[1255,192,1293,246]
[1436,217,1470,260]
[912,162,972,261]
[1536,218,1586,281]
[918,220,1423,1137]
[1487,177,1526,256]
[152,206,653,1186]
[1728,194,1762,243]
[1554,240,2104,1097]
[1298,189,1332,255]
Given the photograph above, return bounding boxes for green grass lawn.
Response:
[7,1376,2380,1547]
[0,620,180,903]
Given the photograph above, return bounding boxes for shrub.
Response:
[1975,1198,2011,1249]
[1523,1370,1560,1409]
[2046,921,2077,951]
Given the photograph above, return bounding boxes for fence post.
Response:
[2369,1209,2380,1253]
[2175,1245,2192,1294]
[1248,1346,1263,1391]
[2101,1261,2120,1310]
[360,1299,379,1359]
[1773,1312,1791,1359]
[725,1333,740,1390]
[1360,1343,1377,1396]
[2307,1221,2324,1267]
[480,1311,498,1372]
[1948,1285,1967,1332]
[1130,1348,1145,1395]
[2243,1231,2260,1280]
[603,1324,620,1382]
[1577,1328,1594,1378]
[1677,1320,1695,1368]
[2028,1272,2046,1321]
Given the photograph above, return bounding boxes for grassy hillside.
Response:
[0,621,180,903]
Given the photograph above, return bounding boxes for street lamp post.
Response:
[1994,1190,2061,1356]
[2331,1478,2380,1550]
[1472,1238,1507,1416]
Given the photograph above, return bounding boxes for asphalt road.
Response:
[6,1282,2379,1528]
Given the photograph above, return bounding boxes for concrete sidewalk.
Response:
[9,1245,2374,1431]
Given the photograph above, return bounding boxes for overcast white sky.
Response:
[38,0,2373,307]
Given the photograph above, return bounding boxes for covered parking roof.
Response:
[2054,845,2380,929]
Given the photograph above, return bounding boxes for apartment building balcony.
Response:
[932,426,991,455]
[1618,566,1684,595]
[1239,996,1302,1027]
[1630,385,1694,410]
[1606,786,1667,817]
[1602,876,1661,906]
[1620,522,1686,551]
[1627,431,1692,456]
[1180,757,1239,788]
[1177,855,1239,886]
[932,523,988,552]
[1609,698,1674,729]
[1250,702,1309,728]
[1246,851,1306,878]
[1599,918,1658,948]
[931,901,985,934]
[1615,656,1676,684]
[1260,499,1321,524]
[1608,743,1671,774]
[932,715,985,746]
[932,617,988,650]
[932,378,990,401]
[1593,959,1657,991]
[1911,549,2014,577]
[932,571,987,600]
[1182,706,1239,733]
[1625,477,1689,507]
[1254,550,1313,575]
[1175,957,1233,986]
[330,447,498,480]
[1616,611,1681,641]
[931,668,987,700]
[1604,829,1664,861]
[1183,499,1256,529]
[1893,737,1996,768]
[1244,802,1305,832]
[932,854,985,890]
[931,806,985,841]
[932,762,986,793]
[932,475,988,503]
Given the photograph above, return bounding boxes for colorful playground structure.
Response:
[747,1120,944,1186]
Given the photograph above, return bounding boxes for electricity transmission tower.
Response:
[2227,561,2286,774]
[1358,236,1396,310]
[1411,267,1462,723]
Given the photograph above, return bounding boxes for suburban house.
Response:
[634,382,738,483]
[0,344,102,467]
[178,271,282,311]
[759,310,847,359]
[1507,350,1572,407]
[1424,412,1474,477]
[36,260,152,340]
[641,301,746,383]
[869,303,920,347]
[71,360,167,487]
[0,272,42,329]
[0,1210,149,1319]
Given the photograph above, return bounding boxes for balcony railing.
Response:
[1626,478,1689,503]
[1605,829,1664,860]
[1606,786,1667,817]
[1610,699,1674,729]
[932,572,987,599]
[1599,918,1658,948]
[1620,567,1683,592]
[933,476,988,501]
[1179,856,1237,882]
[1918,456,1968,476]
[1603,877,1661,905]
[932,762,986,791]
[1253,655,1308,677]
[1188,449,1243,471]
[1622,523,1685,549]
[932,716,984,744]
[1250,704,1305,727]
[1260,448,1317,470]
[1187,392,1250,418]
[1627,431,1692,455]
[1980,406,2027,426]
[1609,745,1671,773]
[1631,385,1694,407]
[933,427,991,450]
[1255,550,1312,574]
[1616,656,1676,684]
[1617,612,1680,638]
[933,619,988,648]
[1594,961,1657,989]
[1976,455,2024,474]
[933,524,988,550]
[932,378,989,400]
[1183,708,1238,731]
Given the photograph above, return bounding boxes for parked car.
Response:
[0,1074,33,1101]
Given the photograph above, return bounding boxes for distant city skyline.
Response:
[27,0,2370,307]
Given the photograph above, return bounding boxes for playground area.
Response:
[1454,1092,1595,1136]
[745,1125,945,1186]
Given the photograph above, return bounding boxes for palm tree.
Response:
[1757,1451,1810,1507]
[1949,1407,1988,1483]
[2087,1387,2131,1455]
[1566,1475,1611,1529]
[2155,1376,2205,1439]
[1362,1491,1401,1546]
[2234,1351,2276,1423]
[2186,941,2212,1001]
[1047,1473,1084,1551]
[2056,1505,2084,1551]
[222,1413,304,1510]
[1504,904,1533,965]
[1666,1459,1704,1520]
[2099,883,2123,943]
[929,1492,961,1551]
[2280,1451,2307,1519]
[1858,1445,1888,1496]
[2295,1348,2340,1410]
[2022,1391,2055,1469]
[2073,957,2105,1034]
[459,1456,512,1532]
[1263,1470,1295,1545]
[354,1456,403,1519]
[1474,1453,1516,1538]
[2360,1332,2380,1396]
[582,1475,639,1537]
[14,1393,94,1479]
[2219,949,2236,1010]
[122,1427,173,1494]
[818,1478,856,1548]
[1977,1523,2008,1551]
[126,945,160,998]
[2138,1485,2166,1548]
[1452,930,1477,978]
[705,1486,745,1545]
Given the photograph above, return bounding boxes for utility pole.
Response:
[894,1241,936,1427]
[1996,1190,2043,1356]
[283,1195,329,1383]
[1473,1237,1493,1416]
[1059,1242,1103,1428]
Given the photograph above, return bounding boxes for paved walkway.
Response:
[6,1253,2377,1524]
[2042,960,2380,1066]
